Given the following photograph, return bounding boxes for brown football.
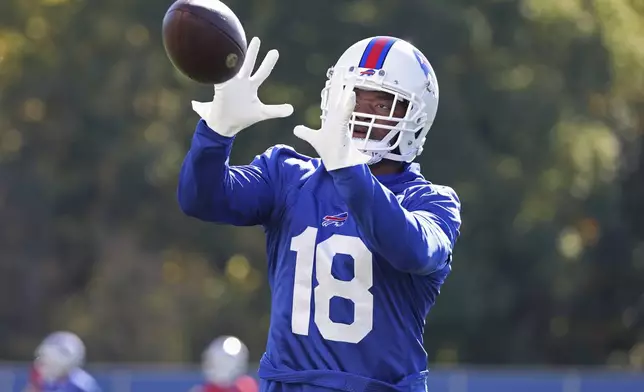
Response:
[162,0,247,84]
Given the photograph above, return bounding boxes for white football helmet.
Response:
[320,36,439,165]
[202,336,249,385]
[34,331,85,382]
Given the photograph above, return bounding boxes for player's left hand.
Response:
[293,69,370,171]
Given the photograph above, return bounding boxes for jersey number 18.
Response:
[290,226,373,344]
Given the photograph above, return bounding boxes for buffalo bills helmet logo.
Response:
[413,50,431,78]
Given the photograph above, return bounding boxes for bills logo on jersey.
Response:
[360,69,376,76]
[322,212,348,227]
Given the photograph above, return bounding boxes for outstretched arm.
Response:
[330,165,461,275]
[178,121,276,226]
[178,37,292,226]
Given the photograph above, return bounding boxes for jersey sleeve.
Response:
[177,120,295,226]
[329,165,461,275]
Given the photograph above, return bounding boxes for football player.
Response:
[189,336,258,392]
[24,331,100,392]
[179,35,461,392]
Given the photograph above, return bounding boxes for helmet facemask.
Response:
[320,66,429,165]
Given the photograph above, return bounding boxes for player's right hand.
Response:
[192,37,294,137]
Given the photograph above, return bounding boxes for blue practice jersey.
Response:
[178,121,462,392]
[28,367,100,392]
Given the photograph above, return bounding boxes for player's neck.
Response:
[369,159,404,176]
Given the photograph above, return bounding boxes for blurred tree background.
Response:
[0,0,643,368]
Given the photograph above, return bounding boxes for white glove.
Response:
[293,70,370,171]
[192,37,294,137]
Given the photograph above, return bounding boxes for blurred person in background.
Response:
[23,331,100,392]
[179,35,460,392]
[190,336,258,392]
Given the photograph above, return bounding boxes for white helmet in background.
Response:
[202,336,249,385]
[34,331,86,382]
[321,36,439,165]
